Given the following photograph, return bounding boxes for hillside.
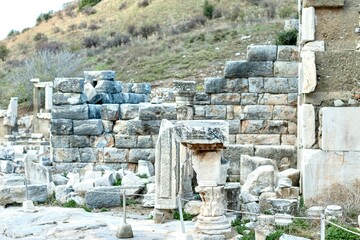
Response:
[0,0,297,108]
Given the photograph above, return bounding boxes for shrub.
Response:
[88,23,100,31]
[127,24,138,36]
[326,221,360,240]
[245,0,261,6]
[7,29,19,38]
[78,0,101,10]
[170,16,207,35]
[68,24,77,31]
[262,1,276,19]
[119,2,127,10]
[52,27,62,33]
[275,29,297,45]
[81,6,97,15]
[212,8,222,19]
[266,230,284,240]
[36,11,53,25]
[139,24,159,39]
[35,41,63,53]
[279,6,294,19]
[138,0,149,8]
[0,45,10,61]
[78,22,88,29]
[64,2,77,17]
[33,33,48,42]
[203,0,214,19]
[83,35,100,48]
[173,210,195,221]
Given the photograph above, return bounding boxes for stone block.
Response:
[249,77,264,93]
[84,70,116,81]
[224,61,274,78]
[241,93,258,105]
[112,93,125,104]
[0,161,14,174]
[204,105,226,119]
[194,92,210,105]
[114,135,137,148]
[54,78,84,93]
[288,121,297,135]
[123,93,147,104]
[301,7,315,44]
[51,135,70,148]
[79,148,101,163]
[276,187,300,199]
[279,168,300,187]
[298,104,315,148]
[302,41,325,52]
[69,135,90,148]
[73,119,104,135]
[281,135,296,145]
[53,148,80,163]
[274,61,298,78]
[0,184,47,205]
[242,165,275,195]
[53,93,86,105]
[226,105,234,120]
[267,198,298,215]
[90,134,114,148]
[263,78,297,94]
[240,155,278,184]
[50,119,73,135]
[258,94,288,105]
[52,105,89,120]
[120,104,139,120]
[300,51,316,93]
[255,145,296,169]
[273,106,297,121]
[85,186,121,209]
[137,135,154,148]
[95,80,122,93]
[101,104,120,121]
[204,77,226,93]
[138,160,155,177]
[223,144,254,175]
[102,120,114,133]
[129,149,155,163]
[84,82,101,104]
[97,93,113,103]
[227,120,240,134]
[277,46,299,61]
[103,148,129,163]
[288,93,297,106]
[88,104,101,119]
[321,107,360,151]
[247,45,277,61]
[138,103,176,121]
[243,105,273,120]
[211,93,241,105]
[236,134,280,145]
[233,106,244,119]
[194,105,206,119]
[121,83,133,93]
[304,0,344,7]
[162,104,177,120]
[226,78,249,93]
[131,83,151,94]
[113,120,127,134]
[241,120,265,134]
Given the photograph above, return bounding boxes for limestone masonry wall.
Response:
[51,45,299,182]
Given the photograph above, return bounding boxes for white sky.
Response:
[0,0,71,40]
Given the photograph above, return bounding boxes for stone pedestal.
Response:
[174,80,196,120]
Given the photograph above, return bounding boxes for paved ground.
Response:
[0,206,197,240]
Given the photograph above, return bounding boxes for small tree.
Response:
[203,0,214,19]
[0,45,10,61]
[78,0,102,10]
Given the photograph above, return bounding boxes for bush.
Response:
[279,6,294,19]
[173,210,195,221]
[7,29,19,38]
[138,0,149,8]
[33,33,48,42]
[68,24,77,31]
[245,0,261,6]
[36,11,53,25]
[212,8,222,19]
[35,41,63,53]
[64,2,77,17]
[52,27,62,33]
[169,16,207,35]
[81,6,97,15]
[88,23,100,31]
[0,45,10,61]
[203,0,214,19]
[127,24,138,36]
[326,221,360,240]
[139,24,159,39]
[78,22,88,29]
[83,35,101,48]
[275,29,297,45]
[78,0,101,10]
[262,1,276,19]
[119,2,127,10]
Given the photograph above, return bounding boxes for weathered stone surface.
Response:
[84,70,116,81]
[194,92,211,105]
[54,78,84,93]
[69,135,90,148]
[236,134,280,145]
[249,77,264,93]
[53,93,86,105]
[102,120,114,133]
[137,135,154,148]
[241,93,258,105]
[280,234,310,240]
[79,148,100,163]
[288,93,297,106]
[273,106,297,121]
[302,41,325,52]
[259,192,277,212]
[101,104,120,121]
[97,93,113,103]
[284,19,299,31]
[243,105,273,119]
[224,61,274,78]
[73,119,104,135]
[277,46,299,61]
[211,93,241,105]
[122,172,146,187]
[50,135,70,148]
[184,201,202,215]
[223,144,254,176]
[300,51,316,93]
[276,187,300,199]
[50,119,73,135]
[0,147,15,160]
[52,105,89,120]
[321,107,360,151]
[120,104,139,120]
[267,198,298,215]
[138,160,155,177]
[88,104,101,119]
[281,135,296,145]
[274,61,299,78]
[103,148,129,163]
[194,105,205,119]
[204,77,226,93]
[304,0,344,7]
[85,186,121,209]
[73,179,95,193]
[84,82,101,104]
[301,7,315,43]
[242,165,275,195]
[298,104,315,148]
[258,94,288,105]
[139,103,176,121]
[94,172,115,187]
[53,148,80,163]
[129,149,155,163]
[0,174,27,186]
[227,78,249,93]
[95,80,122,93]
[241,202,260,221]
[255,145,296,169]
[240,155,278,184]
[0,161,14,173]
[205,105,226,119]
[90,134,114,148]
[111,93,125,104]
[0,184,47,205]
[122,93,147,104]
[247,45,277,61]
[226,120,240,134]
[263,78,297,94]
[114,135,137,148]
[241,120,289,134]
[131,83,151,94]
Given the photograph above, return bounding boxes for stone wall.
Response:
[298,0,360,203]
[51,45,299,181]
